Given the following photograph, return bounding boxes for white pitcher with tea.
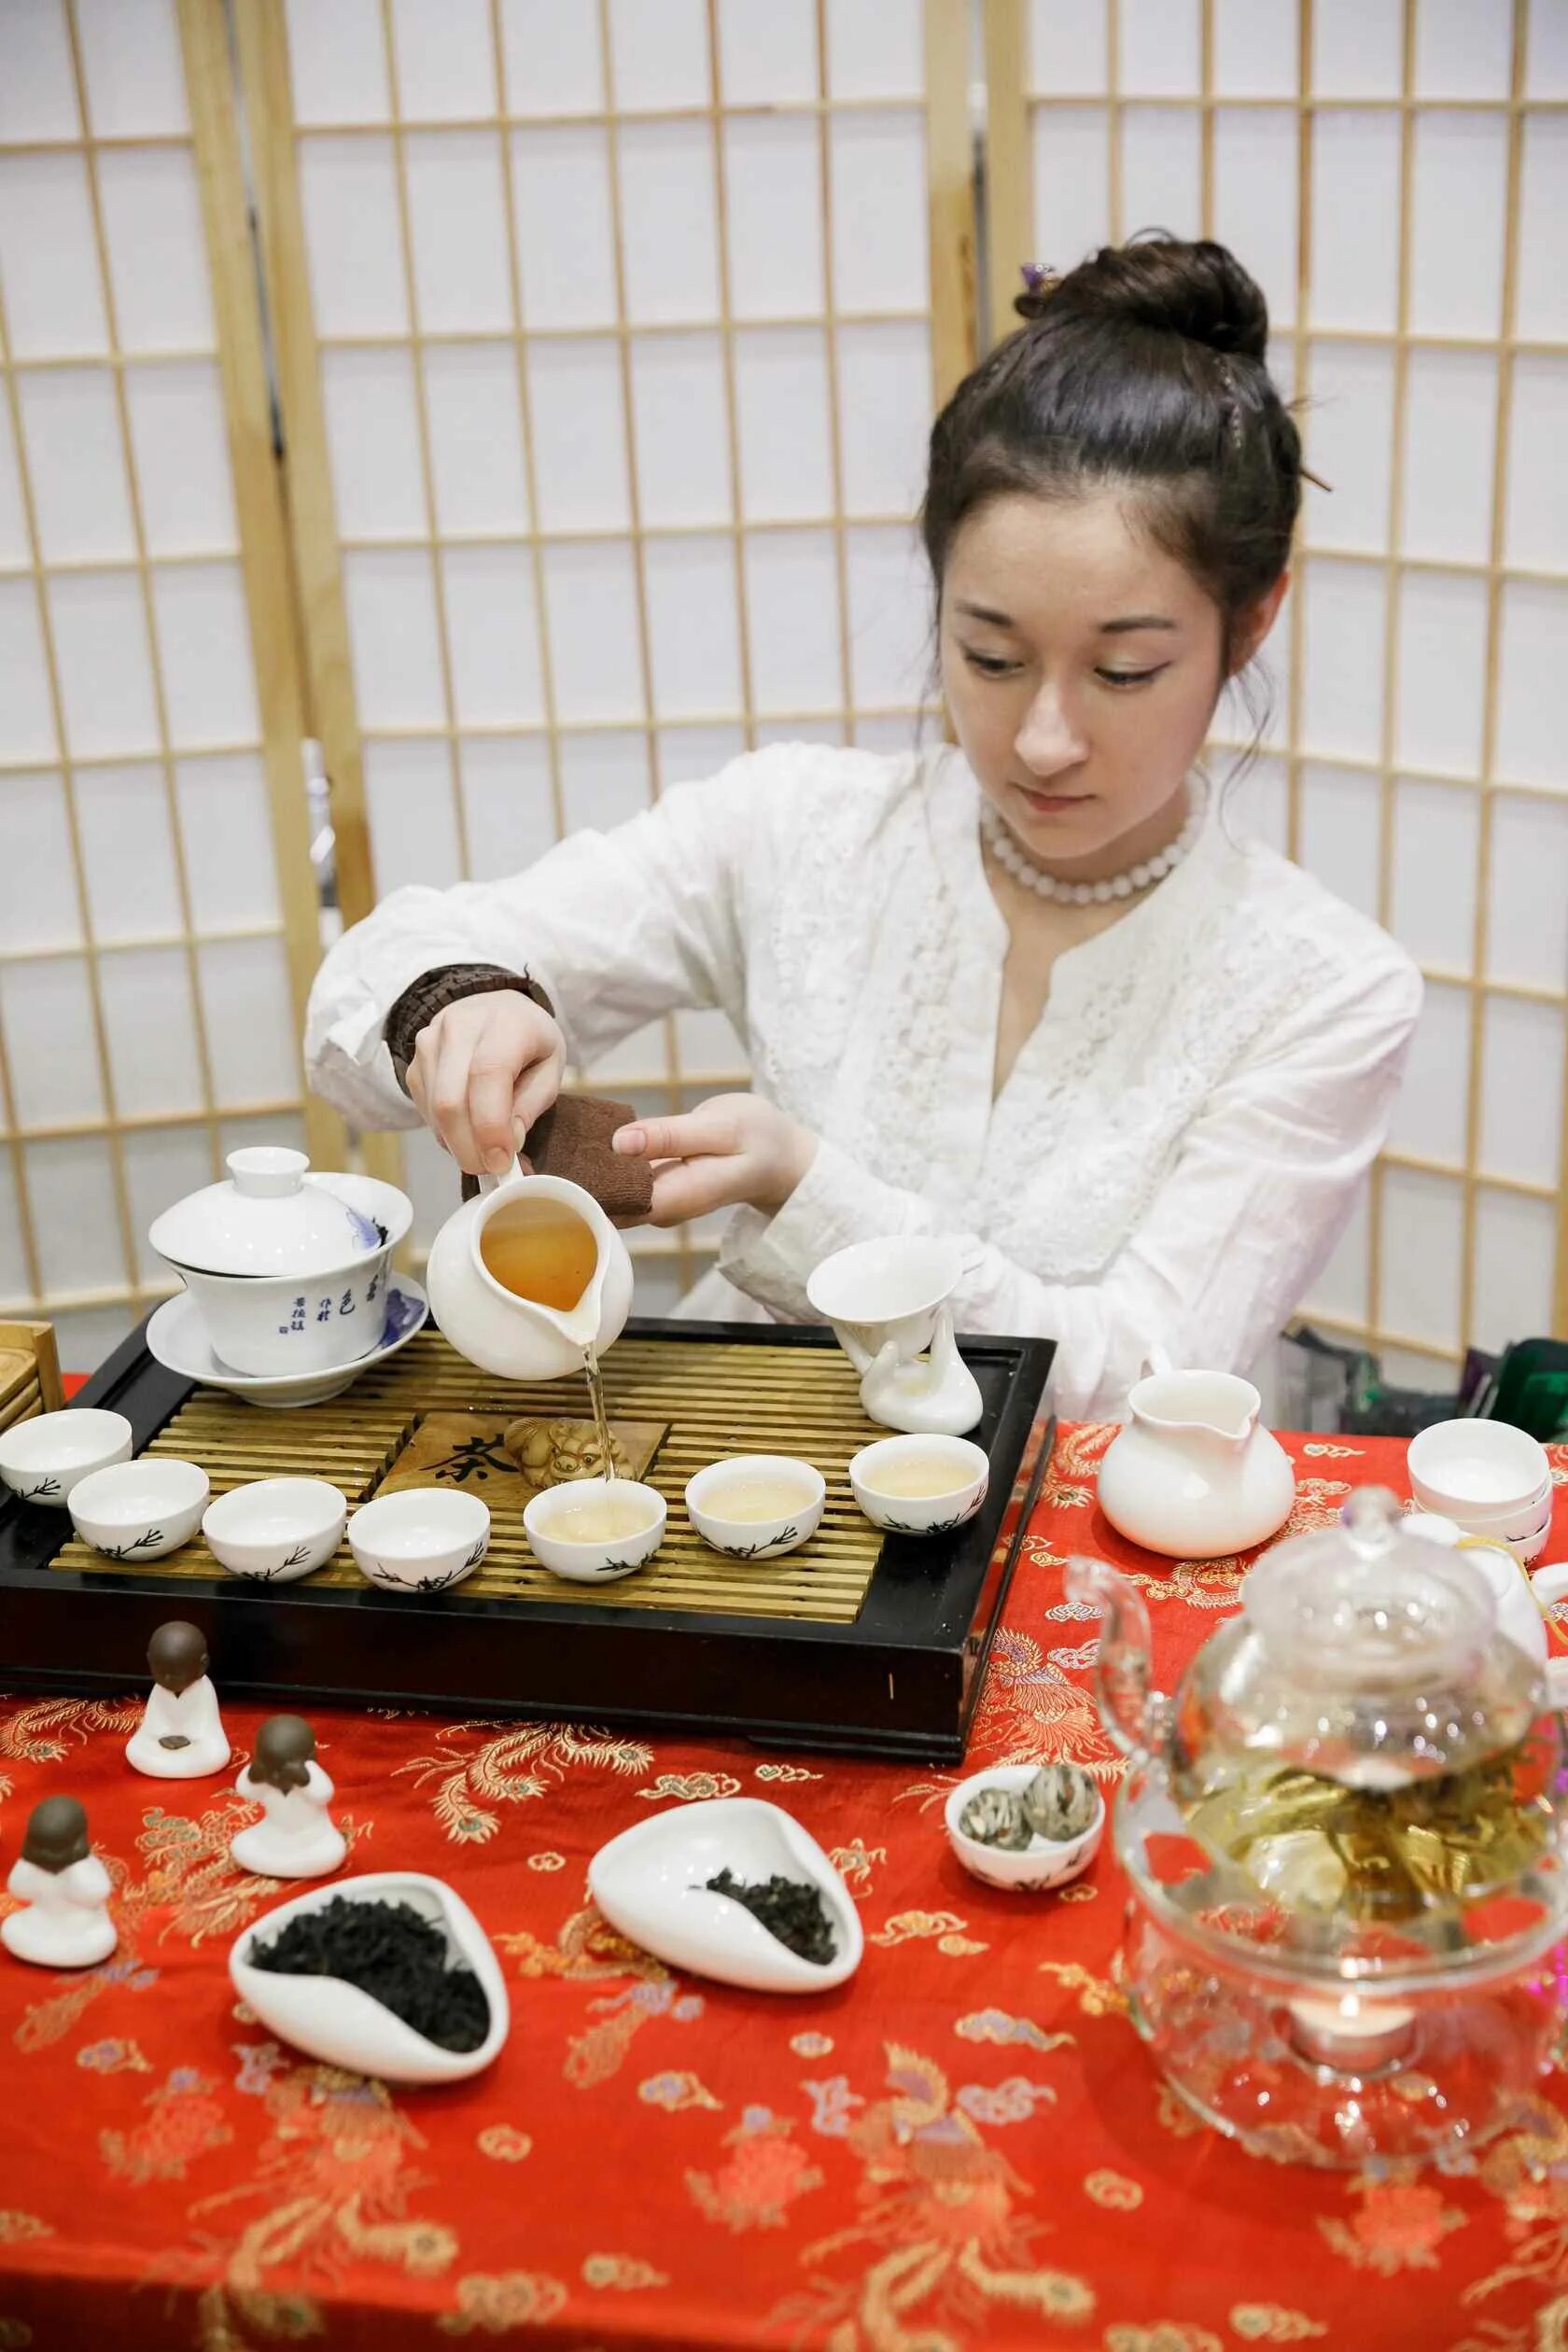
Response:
[425,1167,635,1385]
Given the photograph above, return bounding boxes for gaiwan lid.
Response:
[149,1148,386,1279]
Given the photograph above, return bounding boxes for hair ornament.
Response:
[1218,354,1333,493]
[1015,261,1062,319]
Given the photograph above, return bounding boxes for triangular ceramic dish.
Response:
[230,1870,510,2083]
[588,1797,863,1994]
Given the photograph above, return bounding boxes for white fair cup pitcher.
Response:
[1097,1364,1296,1560]
[805,1237,983,1437]
[424,1164,634,1383]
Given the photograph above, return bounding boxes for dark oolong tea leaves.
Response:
[702,1867,836,1965]
[248,1896,490,2052]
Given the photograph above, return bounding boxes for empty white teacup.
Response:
[806,1237,982,1437]
[70,1458,209,1561]
[346,1491,489,1595]
[203,1477,348,1582]
[0,1408,133,1508]
[1408,1420,1554,1565]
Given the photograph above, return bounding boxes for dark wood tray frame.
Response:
[0,1318,1055,1762]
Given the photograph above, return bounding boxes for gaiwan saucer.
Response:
[588,1796,863,1994]
[149,1277,427,1408]
[230,1870,510,2084]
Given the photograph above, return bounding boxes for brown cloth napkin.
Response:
[458,1093,651,1222]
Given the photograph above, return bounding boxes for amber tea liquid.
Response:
[480,1197,598,1313]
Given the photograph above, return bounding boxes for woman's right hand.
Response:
[407,990,566,1177]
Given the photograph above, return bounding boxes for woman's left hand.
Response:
[611,1094,817,1225]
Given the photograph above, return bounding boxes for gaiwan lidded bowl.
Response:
[149,1147,412,1378]
[1069,1488,1568,2170]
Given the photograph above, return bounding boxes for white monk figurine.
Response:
[126,1620,231,1780]
[3,1795,118,1968]
[230,1714,345,1880]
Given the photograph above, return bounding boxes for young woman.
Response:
[306,235,1421,1419]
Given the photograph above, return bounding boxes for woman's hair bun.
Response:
[1014,233,1269,361]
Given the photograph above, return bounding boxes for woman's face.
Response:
[939,489,1277,872]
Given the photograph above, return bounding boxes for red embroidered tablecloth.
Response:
[1,1424,1566,2352]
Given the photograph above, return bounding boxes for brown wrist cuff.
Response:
[385,963,553,1093]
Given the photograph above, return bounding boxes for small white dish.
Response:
[1428,1477,1553,1524]
[146,1275,427,1409]
[685,1455,825,1560]
[1401,1430,1551,1561]
[588,1797,862,1994]
[0,1407,133,1508]
[523,1477,666,1583]
[203,1477,349,1582]
[69,1457,209,1561]
[1415,1479,1551,1534]
[848,1434,989,1535]
[1409,1420,1552,1525]
[1474,1499,1554,1569]
[346,1488,489,1594]
[944,1765,1106,1893]
[1500,1523,1554,1570]
[230,1871,510,2084]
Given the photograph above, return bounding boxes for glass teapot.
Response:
[1070,1489,1568,2169]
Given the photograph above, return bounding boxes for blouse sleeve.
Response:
[719,950,1422,1421]
[304,755,768,1133]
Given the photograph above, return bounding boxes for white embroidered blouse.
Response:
[305,743,1421,1419]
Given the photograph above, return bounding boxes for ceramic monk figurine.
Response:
[126,1620,231,1779]
[230,1714,345,1880]
[2,1796,117,1968]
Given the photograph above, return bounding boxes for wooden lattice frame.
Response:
[0,0,343,1337]
[982,0,1568,1364]
[232,0,978,1291]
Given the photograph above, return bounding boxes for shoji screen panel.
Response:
[0,0,328,1369]
[250,0,973,1309]
[987,0,1568,1384]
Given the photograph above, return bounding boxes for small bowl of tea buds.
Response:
[944,1762,1105,1892]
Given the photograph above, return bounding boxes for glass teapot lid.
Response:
[1211,1486,1538,1789]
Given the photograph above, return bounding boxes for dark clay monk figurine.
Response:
[231,1714,346,1880]
[3,1795,117,1969]
[126,1619,231,1780]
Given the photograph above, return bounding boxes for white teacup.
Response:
[806,1238,982,1437]
[1407,1419,1554,1564]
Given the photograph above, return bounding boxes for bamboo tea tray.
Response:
[0,1319,1054,1762]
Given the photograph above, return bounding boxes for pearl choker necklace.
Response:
[980,782,1207,905]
